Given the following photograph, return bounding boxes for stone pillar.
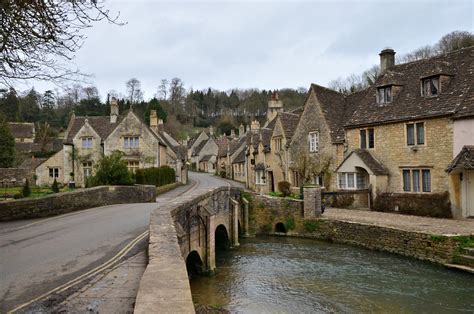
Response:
[303,186,322,218]
[231,199,240,247]
[206,215,216,274]
[242,198,250,237]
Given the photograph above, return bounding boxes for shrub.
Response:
[51,179,60,193]
[373,192,452,218]
[135,166,175,187]
[285,217,296,230]
[219,171,226,178]
[13,193,24,199]
[88,152,133,186]
[278,181,291,197]
[22,179,31,197]
[303,219,322,233]
[332,194,354,208]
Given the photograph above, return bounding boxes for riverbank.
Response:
[248,193,474,272]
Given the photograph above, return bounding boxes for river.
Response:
[190,236,474,313]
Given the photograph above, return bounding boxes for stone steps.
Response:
[445,263,474,274]
[462,247,474,257]
[454,254,474,268]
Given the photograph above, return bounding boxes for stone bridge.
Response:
[172,186,249,274]
[134,186,250,313]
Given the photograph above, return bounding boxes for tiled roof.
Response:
[65,116,122,144]
[453,87,474,119]
[19,157,48,170]
[447,145,474,173]
[310,84,347,143]
[289,106,304,115]
[346,47,474,127]
[278,112,301,142]
[261,128,273,152]
[8,122,34,139]
[200,154,214,162]
[15,138,62,154]
[337,149,389,175]
[193,139,208,156]
[232,149,246,164]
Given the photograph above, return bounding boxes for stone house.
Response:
[337,47,474,217]
[35,98,184,187]
[8,122,35,143]
[217,134,247,179]
[289,84,350,191]
[231,148,246,183]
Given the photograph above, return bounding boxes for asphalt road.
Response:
[0,172,242,312]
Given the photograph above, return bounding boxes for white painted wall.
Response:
[453,118,474,156]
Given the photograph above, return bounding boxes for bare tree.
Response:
[291,146,332,186]
[436,31,474,53]
[169,77,185,111]
[82,86,99,100]
[157,79,169,100]
[126,78,143,104]
[1,2,124,88]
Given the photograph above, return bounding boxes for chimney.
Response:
[251,120,260,133]
[110,97,119,123]
[267,91,283,122]
[239,124,245,137]
[209,125,214,136]
[158,119,164,132]
[379,48,395,74]
[150,110,158,131]
[230,129,236,138]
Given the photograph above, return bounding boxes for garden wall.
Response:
[373,192,452,218]
[0,185,156,221]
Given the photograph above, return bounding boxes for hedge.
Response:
[373,192,452,218]
[135,166,176,187]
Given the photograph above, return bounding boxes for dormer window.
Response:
[421,76,439,97]
[377,86,392,104]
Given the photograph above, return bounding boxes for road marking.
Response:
[7,230,149,314]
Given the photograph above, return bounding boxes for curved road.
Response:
[0,172,243,312]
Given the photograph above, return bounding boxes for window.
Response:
[377,86,392,104]
[421,76,439,96]
[49,167,59,178]
[402,169,431,192]
[82,137,93,148]
[311,175,324,187]
[124,136,140,148]
[360,128,375,149]
[406,122,425,146]
[256,170,266,185]
[274,137,282,151]
[338,172,367,190]
[83,162,93,178]
[308,132,319,152]
[127,161,140,173]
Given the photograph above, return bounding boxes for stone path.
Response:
[324,208,474,235]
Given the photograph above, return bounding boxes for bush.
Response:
[373,192,452,218]
[278,181,291,197]
[13,193,24,199]
[51,179,60,193]
[303,219,322,233]
[285,217,296,230]
[22,179,31,197]
[219,171,226,178]
[88,152,133,186]
[135,166,175,187]
[332,194,354,208]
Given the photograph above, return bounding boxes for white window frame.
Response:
[124,136,140,148]
[49,167,59,178]
[127,161,140,173]
[83,161,93,178]
[338,172,367,190]
[308,131,319,153]
[82,137,93,149]
[255,170,266,185]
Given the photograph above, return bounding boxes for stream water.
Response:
[190,236,474,313]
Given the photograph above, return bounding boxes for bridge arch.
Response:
[275,222,286,234]
[215,224,230,252]
[185,250,203,278]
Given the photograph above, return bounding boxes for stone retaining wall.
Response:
[0,185,156,221]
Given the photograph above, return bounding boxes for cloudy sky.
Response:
[26,0,473,99]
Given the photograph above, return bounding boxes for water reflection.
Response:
[190,236,474,313]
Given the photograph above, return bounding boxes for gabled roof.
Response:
[278,112,301,141]
[337,149,389,175]
[309,84,347,143]
[261,128,273,152]
[192,140,208,156]
[346,47,474,127]
[447,146,474,173]
[8,122,34,138]
[19,157,48,171]
[232,148,246,164]
[200,154,214,162]
[65,116,123,144]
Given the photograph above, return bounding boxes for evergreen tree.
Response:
[52,178,60,193]
[0,115,15,167]
[22,179,31,197]
[89,152,133,186]
[0,88,20,121]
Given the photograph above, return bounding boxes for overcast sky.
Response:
[24,0,473,100]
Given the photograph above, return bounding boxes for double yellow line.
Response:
[8,230,149,314]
